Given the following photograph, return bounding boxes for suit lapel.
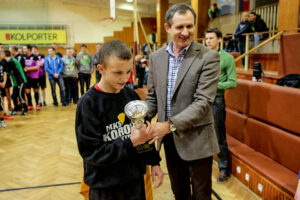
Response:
[173,41,200,95]
[158,49,169,108]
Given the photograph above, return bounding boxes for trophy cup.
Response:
[124,100,153,153]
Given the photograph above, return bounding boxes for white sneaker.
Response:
[1,120,7,128]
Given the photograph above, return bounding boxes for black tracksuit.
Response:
[75,86,160,200]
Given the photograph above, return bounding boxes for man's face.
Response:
[66,49,72,57]
[32,47,38,55]
[164,10,195,50]
[248,14,256,22]
[81,47,87,54]
[205,32,221,51]
[23,46,31,55]
[48,49,55,57]
[96,44,101,52]
[0,45,3,50]
[98,55,132,93]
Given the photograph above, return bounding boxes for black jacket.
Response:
[75,86,160,189]
[252,15,269,38]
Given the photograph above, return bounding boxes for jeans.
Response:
[253,33,263,52]
[238,40,246,66]
[163,134,213,200]
[49,77,66,104]
[79,72,91,96]
[212,95,230,175]
[63,77,78,103]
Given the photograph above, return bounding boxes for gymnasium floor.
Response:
[0,80,260,200]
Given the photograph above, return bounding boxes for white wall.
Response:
[0,0,134,45]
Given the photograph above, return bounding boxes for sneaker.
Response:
[43,101,47,106]
[62,103,68,106]
[11,110,18,116]
[1,120,7,128]
[53,102,58,106]
[36,105,41,111]
[28,105,34,110]
[21,110,28,116]
[4,115,13,120]
[39,102,43,107]
[217,173,230,183]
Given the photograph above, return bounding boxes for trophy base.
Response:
[136,143,153,153]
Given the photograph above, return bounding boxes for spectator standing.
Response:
[44,47,67,106]
[233,12,252,66]
[77,44,93,96]
[93,43,102,83]
[62,48,79,104]
[248,11,268,49]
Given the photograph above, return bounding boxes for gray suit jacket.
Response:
[146,41,220,161]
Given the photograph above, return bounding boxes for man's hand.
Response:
[76,74,79,79]
[151,165,164,188]
[148,121,171,144]
[54,74,59,79]
[23,67,28,72]
[130,121,152,147]
[0,83,4,88]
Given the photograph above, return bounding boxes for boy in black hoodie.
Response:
[75,40,163,200]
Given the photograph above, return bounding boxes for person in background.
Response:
[248,11,268,49]
[0,50,7,127]
[93,43,102,83]
[0,43,4,51]
[208,3,220,19]
[4,50,28,116]
[233,12,252,66]
[77,44,93,96]
[134,55,146,89]
[295,171,300,200]
[10,46,25,69]
[51,43,63,58]
[62,48,79,104]
[44,47,67,106]
[23,44,41,111]
[32,46,46,106]
[206,28,237,183]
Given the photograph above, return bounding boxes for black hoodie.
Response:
[75,86,160,189]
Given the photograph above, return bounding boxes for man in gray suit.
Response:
[146,3,220,200]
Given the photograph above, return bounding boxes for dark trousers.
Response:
[95,70,101,83]
[63,77,78,103]
[49,77,66,104]
[163,134,213,200]
[12,84,27,111]
[238,40,246,66]
[137,75,144,88]
[79,72,91,96]
[212,95,230,175]
[89,177,145,200]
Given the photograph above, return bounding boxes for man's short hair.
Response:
[4,50,11,57]
[24,44,32,50]
[49,47,56,51]
[249,11,257,16]
[32,45,38,49]
[165,3,196,27]
[206,28,223,38]
[81,44,87,48]
[98,40,132,67]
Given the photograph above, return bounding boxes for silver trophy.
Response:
[124,100,152,153]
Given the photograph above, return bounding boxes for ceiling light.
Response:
[126,0,133,2]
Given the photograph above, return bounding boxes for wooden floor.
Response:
[0,83,261,200]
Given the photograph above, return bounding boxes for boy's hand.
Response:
[151,165,164,188]
[54,74,59,78]
[0,83,4,88]
[23,67,28,72]
[130,121,152,147]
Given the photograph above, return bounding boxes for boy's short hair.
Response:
[98,40,132,67]
[49,47,56,51]
[10,45,18,52]
[206,28,223,38]
[249,11,257,16]
[32,45,38,49]
[81,44,87,48]
[4,50,11,57]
